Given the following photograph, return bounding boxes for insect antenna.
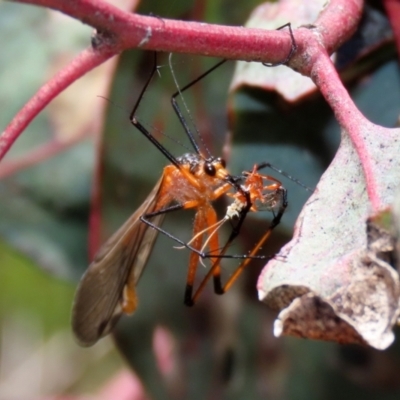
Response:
[149,123,194,155]
[255,161,313,192]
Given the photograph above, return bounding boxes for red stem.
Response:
[16,0,361,63]
[1,0,363,164]
[0,47,115,162]
[316,0,362,52]
[309,49,382,210]
[4,0,385,212]
[0,136,86,179]
[290,5,383,210]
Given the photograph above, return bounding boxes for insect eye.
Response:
[204,163,216,176]
[217,158,226,168]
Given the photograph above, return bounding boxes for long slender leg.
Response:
[184,209,206,306]
[190,187,287,304]
[142,212,269,261]
[169,57,227,154]
[142,212,261,260]
[141,198,259,305]
[141,200,228,259]
[188,202,250,303]
[220,192,287,293]
[184,205,239,306]
[142,177,287,264]
[263,23,297,67]
[141,181,256,260]
[220,223,276,293]
[189,230,243,304]
[140,203,189,247]
[204,206,223,293]
[129,52,182,170]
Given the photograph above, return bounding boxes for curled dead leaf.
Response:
[259,126,400,350]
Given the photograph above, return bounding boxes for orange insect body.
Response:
[158,154,231,208]
[72,155,287,346]
[234,166,285,213]
[72,152,237,346]
[188,166,287,303]
[72,53,290,347]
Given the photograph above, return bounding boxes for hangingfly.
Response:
[72,48,295,346]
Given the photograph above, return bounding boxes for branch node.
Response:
[91,29,117,51]
[138,26,153,48]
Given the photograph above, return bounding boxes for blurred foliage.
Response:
[0,2,123,398]
[0,240,74,334]
[0,240,123,398]
[1,0,400,399]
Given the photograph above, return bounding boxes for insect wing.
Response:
[72,178,165,346]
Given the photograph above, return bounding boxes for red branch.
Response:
[316,0,363,52]
[0,47,115,161]
[0,136,86,179]
[16,0,361,63]
[3,0,386,211]
[309,49,382,210]
[1,0,362,163]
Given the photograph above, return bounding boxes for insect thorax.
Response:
[177,153,203,174]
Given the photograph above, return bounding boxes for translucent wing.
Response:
[72,177,165,346]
